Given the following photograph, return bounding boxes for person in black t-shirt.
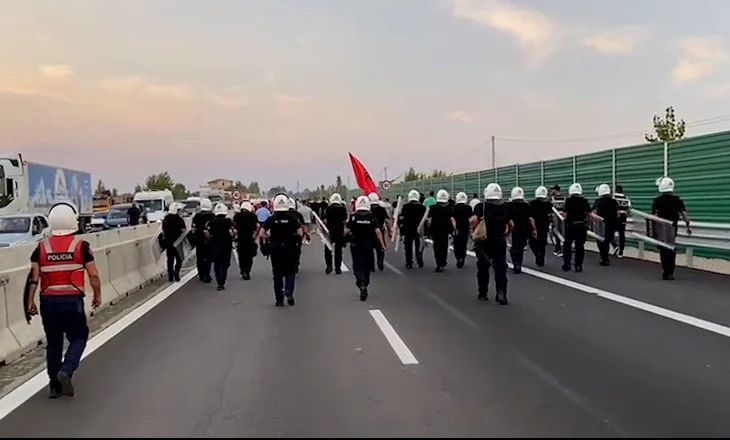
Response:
[452,192,473,268]
[324,193,349,274]
[161,203,187,282]
[427,189,455,272]
[346,196,386,301]
[399,190,427,269]
[507,187,536,274]
[593,184,619,266]
[233,201,259,280]
[471,183,513,305]
[562,183,591,272]
[127,203,142,226]
[191,199,215,283]
[368,192,390,272]
[613,184,632,258]
[652,177,691,280]
[529,186,552,267]
[207,203,236,290]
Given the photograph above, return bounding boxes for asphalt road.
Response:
[1,238,729,438]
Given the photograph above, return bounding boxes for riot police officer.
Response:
[233,201,259,280]
[288,197,306,273]
[471,183,512,304]
[529,186,552,267]
[613,184,632,258]
[593,184,619,266]
[259,194,304,306]
[652,177,691,280]
[507,187,536,274]
[562,183,591,272]
[398,190,427,269]
[207,203,235,290]
[346,196,386,301]
[324,193,348,275]
[191,199,215,283]
[550,185,566,257]
[427,189,455,272]
[368,192,390,272]
[452,192,473,268]
[162,203,186,282]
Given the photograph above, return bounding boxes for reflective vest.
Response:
[38,235,86,297]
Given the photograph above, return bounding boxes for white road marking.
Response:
[369,309,419,365]
[414,239,730,340]
[0,269,199,422]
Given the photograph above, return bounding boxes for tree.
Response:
[430,169,448,178]
[336,175,343,188]
[267,186,288,198]
[404,167,421,182]
[134,183,143,193]
[111,188,119,197]
[95,179,107,196]
[144,172,175,191]
[247,181,261,195]
[645,106,687,143]
[171,183,188,200]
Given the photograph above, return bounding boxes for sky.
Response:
[2,0,730,193]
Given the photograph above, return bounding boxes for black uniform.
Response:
[191,210,215,282]
[398,200,427,268]
[613,192,631,256]
[651,193,687,280]
[507,199,533,273]
[550,195,566,255]
[233,210,258,279]
[262,211,302,306]
[593,195,619,265]
[346,209,380,301]
[472,201,511,304]
[207,214,235,289]
[161,212,186,282]
[370,203,389,271]
[428,203,454,272]
[324,203,348,274]
[528,198,552,266]
[289,208,306,273]
[452,202,473,268]
[562,195,591,271]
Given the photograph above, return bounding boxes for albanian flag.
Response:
[349,152,378,196]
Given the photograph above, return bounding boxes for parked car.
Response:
[89,211,108,232]
[0,214,50,248]
[104,203,148,229]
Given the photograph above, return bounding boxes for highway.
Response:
[1,237,730,437]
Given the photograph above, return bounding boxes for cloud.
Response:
[672,36,728,84]
[451,0,559,66]
[38,64,75,79]
[445,111,475,123]
[275,93,310,113]
[583,27,649,56]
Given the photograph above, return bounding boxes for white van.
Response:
[133,190,174,223]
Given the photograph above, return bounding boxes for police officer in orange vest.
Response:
[26,202,102,398]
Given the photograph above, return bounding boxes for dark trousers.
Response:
[529,229,548,266]
[213,247,231,286]
[403,233,423,265]
[510,230,529,266]
[166,244,182,280]
[615,222,626,254]
[237,240,255,274]
[660,247,676,276]
[597,225,616,263]
[432,233,449,267]
[324,239,344,270]
[271,249,297,301]
[350,242,375,288]
[375,228,385,268]
[563,223,587,267]
[40,296,89,383]
[453,228,469,261]
[475,239,508,294]
[196,242,212,281]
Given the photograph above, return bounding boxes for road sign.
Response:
[232,190,242,201]
[381,180,392,190]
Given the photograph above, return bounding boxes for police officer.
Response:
[427,189,455,272]
[368,192,390,272]
[26,202,102,398]
[652,177,692,280]
[550,185,566,257]
[593,184,619,266]
[469,193,481,210]
[288,197,306,273]
[233,201,259,280]
[528,186,552,267]
[259,194,304,306]
[191,199,215,283]
[452,192,473,268]
[507,187,536,274]
[471,183,512,304]
[613,184,632,258]
[324,193,348,274]
[346,196,386,301]
[562,183,591,272]
[162,203,186,282]
[207,203,235,290]
[398,190,427,269]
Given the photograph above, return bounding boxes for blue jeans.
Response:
[40,296,89,380]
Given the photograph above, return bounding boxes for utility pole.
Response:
[384,167,388,181]
[491,135,496,169]
[296,180,300,193]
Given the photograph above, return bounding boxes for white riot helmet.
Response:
[455,192,468,204]
[168,203,180,215]
[288,198,296,210]
[241,201,253,212]
[596,184,611,197]
[484,183,502,200]
[273,194,289,212]
[355,195,371,211]
[510,187,525,201]
[657,177,674,193]
[368,192,380,204]
[407,190,420,202]
[569,183,583,196]
[213,202,228,216]
[48,202,79,236]
[436,189,449,203]
[200,199,212,212]
[535,186,548,199]
[329,193,343,205]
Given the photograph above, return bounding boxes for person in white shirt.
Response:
[298,201,314,233]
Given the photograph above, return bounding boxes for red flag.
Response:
[348,152,378,196]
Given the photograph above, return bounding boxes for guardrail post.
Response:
[686,247,694,268]
[637,241,645,259]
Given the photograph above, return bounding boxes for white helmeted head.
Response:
[168,202,180,215]
[356,195,371,211]
[455,192,468,204]
[596,184,611,197]
[288,198,296,210]
[436,189,449,203]
[510,187,525,201]
[48,202,78,236]
[200,199,213,212]
[484,183,502,200]
[407,190,420,202]
[368,192,380,204]
[569,183,583,196]
[657,177,675,193]
[273,194,289,212]
[241,201,253,212]
[329,193,343,205]
[535,186,548,199]
[213,202,228,216]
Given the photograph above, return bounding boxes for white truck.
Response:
[133,190,174,223]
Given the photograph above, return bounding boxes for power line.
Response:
[493,114,730,144]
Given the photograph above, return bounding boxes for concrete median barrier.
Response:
[0,220,194,366]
